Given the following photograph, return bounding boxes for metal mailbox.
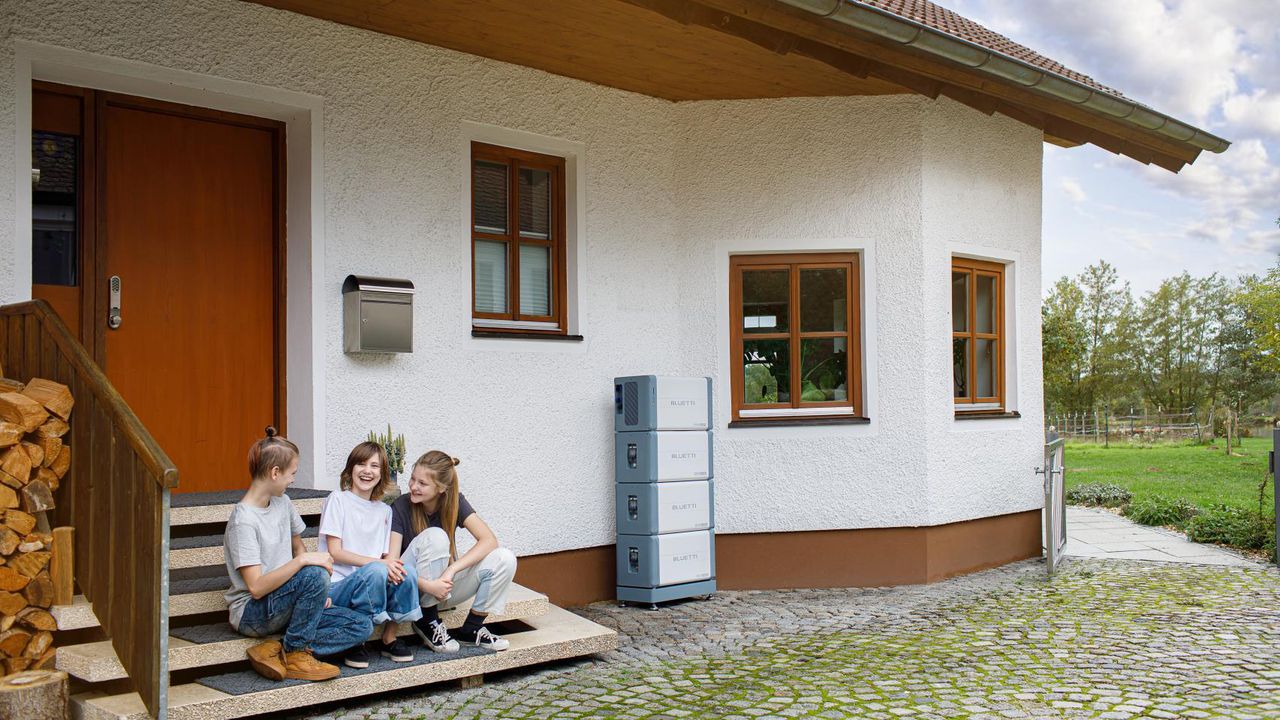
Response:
[616,480,714,536]
[343,275,414,353]
[614,376,711,432]
[615,431,713,483]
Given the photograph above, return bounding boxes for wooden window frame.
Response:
[951,256,1005,412]
[730,252,862,422]
[471,142,567,335]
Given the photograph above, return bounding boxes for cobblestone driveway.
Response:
[306,558,1280,719]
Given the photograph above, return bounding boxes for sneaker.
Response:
[380,637,415,662]
[342,644,371,669]
[284,649,341,681]
[413,618,460,653]
[246,640,286,680]
[454,626,509,652]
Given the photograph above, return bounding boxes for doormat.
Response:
[195,640,494,695]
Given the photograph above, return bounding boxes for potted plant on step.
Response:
[367,424,406,501]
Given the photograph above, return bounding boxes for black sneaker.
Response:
[380,637,414,662]
[412,618,460,653]
[453,626,509,651]
[342,644,371,669]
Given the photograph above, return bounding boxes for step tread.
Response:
[170,491,327,527]
[76,605,616,720]
[170,535,320,570]
[57,585,550,682]
[170,525,319,551]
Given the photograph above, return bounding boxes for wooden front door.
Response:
[31,85,285,494]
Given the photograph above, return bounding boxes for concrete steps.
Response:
[75,605,616,720]
[57,584,551,682]
[57,489,617,719]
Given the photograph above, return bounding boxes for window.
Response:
[952,257,1004,410]
[730,253,862,421]
[471,142,566,334]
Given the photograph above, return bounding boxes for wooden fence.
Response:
[0,300,175,718]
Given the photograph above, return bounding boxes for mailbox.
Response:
[343,275,414,353]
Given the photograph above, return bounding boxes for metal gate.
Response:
[1039,431,1067,575]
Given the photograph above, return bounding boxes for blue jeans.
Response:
[238,565,373,655]
[329,562,422,625]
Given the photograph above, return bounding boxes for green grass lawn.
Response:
[1065,436,1276,513]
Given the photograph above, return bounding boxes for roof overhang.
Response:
[246,0,1227,172]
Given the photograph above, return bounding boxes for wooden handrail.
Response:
[0,299,174,719]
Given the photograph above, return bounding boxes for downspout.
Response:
[777,0,1230,154]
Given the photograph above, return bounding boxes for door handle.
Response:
[108,275,122,329]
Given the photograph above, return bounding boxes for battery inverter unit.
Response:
[614,376,716,608]
[614,376,711,432]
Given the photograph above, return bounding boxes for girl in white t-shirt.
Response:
[318,441,421,669]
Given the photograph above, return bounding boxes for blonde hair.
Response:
[247,426,299,481]
[339,441,395,502]
[411,451,461,561]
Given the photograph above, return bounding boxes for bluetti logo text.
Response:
[667,399,697,407]
[672,553,699,562]
[670,502,699,511]
[670,452,697,459]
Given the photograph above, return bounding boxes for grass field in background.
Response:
[1064,436,1276,512]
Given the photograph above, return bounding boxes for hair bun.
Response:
[451,457,461,467]
[264,426,278,438]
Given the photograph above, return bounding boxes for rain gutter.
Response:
[777,0,1231,154]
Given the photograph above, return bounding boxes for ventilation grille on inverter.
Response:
[624,382,638,427]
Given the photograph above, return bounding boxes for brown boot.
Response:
[283,648,340,681]
[246,640,286,681]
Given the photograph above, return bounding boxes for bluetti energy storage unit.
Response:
[614,376,716,608]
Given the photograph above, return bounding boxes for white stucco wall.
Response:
[0,0,1045,558]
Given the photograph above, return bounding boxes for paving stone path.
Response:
[302,559,1280,720]
[1064,506,1258,566]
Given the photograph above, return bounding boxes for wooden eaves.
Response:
[248,0,1228,172]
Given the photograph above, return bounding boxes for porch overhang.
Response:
[246,0,1228,173]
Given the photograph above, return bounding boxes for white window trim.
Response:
[461,122,584,347]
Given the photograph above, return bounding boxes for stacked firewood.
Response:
[0,378,73,675]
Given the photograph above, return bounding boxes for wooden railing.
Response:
[0,300,176,719]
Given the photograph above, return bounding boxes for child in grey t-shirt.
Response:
[225,429,373,682]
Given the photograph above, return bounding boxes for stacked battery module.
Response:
[613,376,717,607]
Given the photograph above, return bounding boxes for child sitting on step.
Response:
[318,441,421,668]
[389,451,517,653]
[224,428,373,682]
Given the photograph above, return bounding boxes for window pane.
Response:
[800,337,848,401]
[519,244,551,316]
[976,338,996,397]
[953,337,969,399]
[32,132,78,286]
[951,271,968,333]
[976,274,997,334]
[800,268,846,332]
[519,168,551,240]
[474,240,507,313]
[743,339,790,404]
[473,161,507,235]
[742,270,789,334]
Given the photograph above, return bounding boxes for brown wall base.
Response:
[514,510,1042,607]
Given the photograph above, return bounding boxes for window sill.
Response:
[471,329,583,341]
[954,410,1021,421]
[729,416,870,428]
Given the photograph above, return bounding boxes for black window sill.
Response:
[954,410,1021,421]
[471,330,584,341]
[729,416,871,428]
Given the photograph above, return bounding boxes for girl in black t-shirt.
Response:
[387,450,517,652]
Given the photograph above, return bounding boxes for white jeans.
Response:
[402,527,516,615]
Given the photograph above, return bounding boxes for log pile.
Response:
[0,377,72,676]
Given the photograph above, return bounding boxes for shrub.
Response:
[1123,496,1198,528]
[1065,483,1132,508]
[1186,505,1276,552]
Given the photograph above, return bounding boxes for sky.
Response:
[945,0,1280,296]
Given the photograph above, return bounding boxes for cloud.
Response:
[1222,90,1280,138]
[1060,177,1087,203]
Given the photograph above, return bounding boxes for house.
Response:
[0,0,1225,717]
